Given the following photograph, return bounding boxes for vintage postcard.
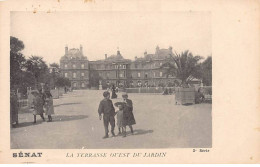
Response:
[0,0,259,164]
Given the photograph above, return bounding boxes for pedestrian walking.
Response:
[44,92,54,122]
[122,92,136,137]
[31,91,45,123]
[111,85,117,99]
[98,91,116,139]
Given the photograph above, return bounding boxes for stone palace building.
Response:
[60,45,181,89]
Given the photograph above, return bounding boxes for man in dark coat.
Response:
[10,90,19,127]
[98,91,116,139]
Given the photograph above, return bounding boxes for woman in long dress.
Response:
[44,92,54,122]
[111,85,117,99]
[31,91,45,123]
[122,92,136,137]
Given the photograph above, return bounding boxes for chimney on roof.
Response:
[105,54,107,59]
[80,44,83,54]
[156,45,160,55]
[117,50,120,56]
[65,45,68,55]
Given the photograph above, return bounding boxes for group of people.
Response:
[98,91,136,138]
[10,85,55,127]
[30,87,54,123]
[107,85,118,99]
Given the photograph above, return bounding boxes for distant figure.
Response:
[114,102,125,136]
[98,91,116,139]
[44,92,54,122]
[111,85,117,99]
[122,92,136,137]
[195,88,205,104]
[162,88,169,95]
[168,88,173,94]
[44,83,50,94]
[115,86,119,93]
[10,90,18,127]
[31,91,45,123]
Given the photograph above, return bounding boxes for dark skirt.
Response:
[111,91,117,99]
[123,108,136,126]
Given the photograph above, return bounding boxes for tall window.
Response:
[160,71,163,77]
[107,72,110,78]
[81,64,85,69]
[81,72,84,77]
[73,64,76,69]
[138,72,141,78]
[81,82,85,88]
[73,72,76,78]
[64,64,68,69]
[123,71,126,77]
[119,73,123,78]
[123,65,126,69]
[65,73,68,77]
[145,73,148,78]
[73,82,77,87]
[154,72,156,77]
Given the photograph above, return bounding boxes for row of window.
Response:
[64,63,163,70]
[72,82,86,88]
[65,72,85,78]
[64,71,163,78]
[133,62,163,69]
[114,64,126,69]
[136,72,163,78]
[64,63,86,69]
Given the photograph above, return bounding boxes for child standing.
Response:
[114,102,125,136]
[44,92,54,122]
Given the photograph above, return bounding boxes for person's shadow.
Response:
[13,115,88,128]
[125,129,153,136]
[53,115,88,122]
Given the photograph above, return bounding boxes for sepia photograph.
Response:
[10,11,212,149]
[1,0,259,164]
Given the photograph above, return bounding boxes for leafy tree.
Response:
[49,63,59,69]
[10,36,26,90]
[89,70,102,88]
[161,50,203,86]
[55,76,71,88]
[25,56,48,88]
[200,56,212,86]
[48,63,60,89]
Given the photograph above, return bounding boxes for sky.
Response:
[11,11,211,65]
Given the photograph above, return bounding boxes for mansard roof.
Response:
[60,48,87,61]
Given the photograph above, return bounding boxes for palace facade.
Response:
[60,45,181,89]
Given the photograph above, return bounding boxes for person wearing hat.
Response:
[122,92,136,137]
[98,91,116,139]
[44,91,54,122]
[31,91,45,123]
